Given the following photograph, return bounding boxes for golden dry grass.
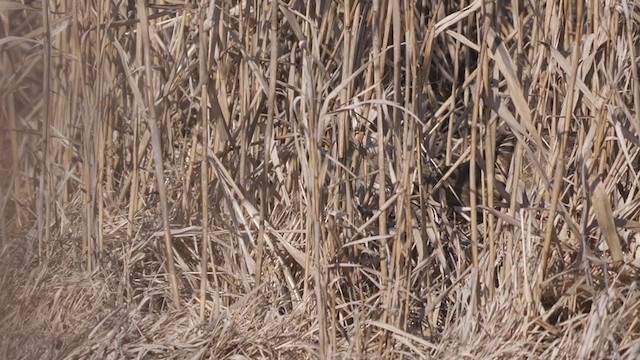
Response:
[2,0,640,359]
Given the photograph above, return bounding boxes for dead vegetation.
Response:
[1,0,640,359]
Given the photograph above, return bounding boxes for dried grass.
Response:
[2,0,640,359]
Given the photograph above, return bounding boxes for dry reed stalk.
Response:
[540,0,585,285]
[37,0,51,259]
[197,4,210,321]
[135,0,180,308]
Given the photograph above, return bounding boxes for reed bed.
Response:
[1,0,640,359]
